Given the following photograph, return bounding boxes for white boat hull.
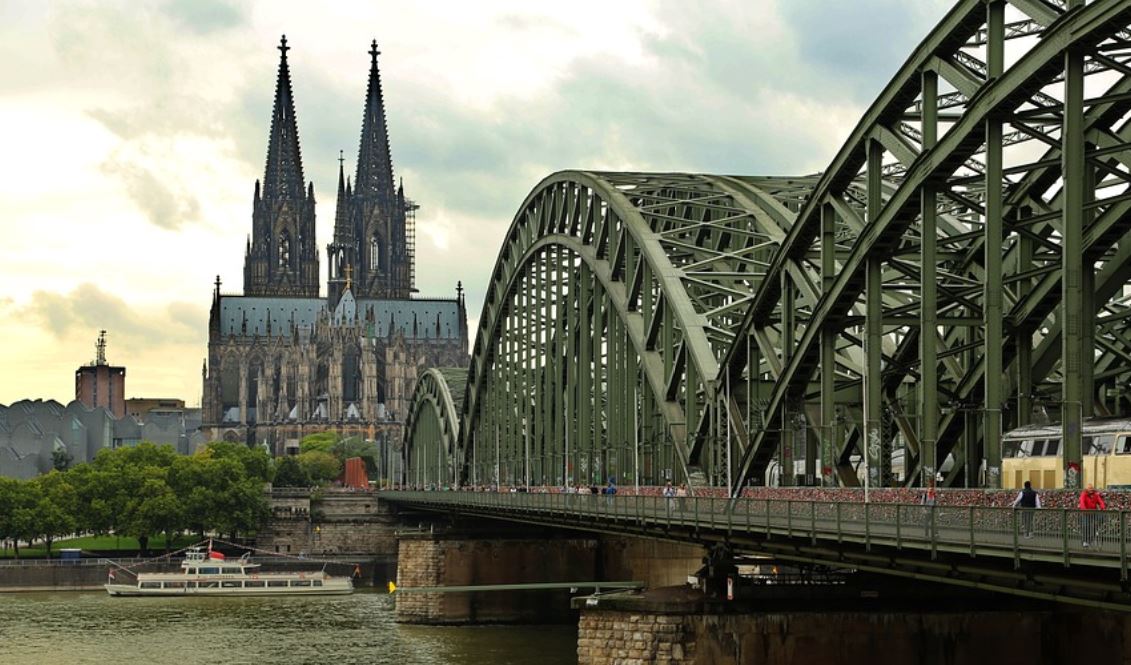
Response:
[105,580,354,597]
[105,546,356,597]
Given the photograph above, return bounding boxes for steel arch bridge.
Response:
[406,0,1131,496]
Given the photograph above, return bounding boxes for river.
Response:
[0,590,578,665]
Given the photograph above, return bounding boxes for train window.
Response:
[1086,435,1115,455]
[1043,439,1060,456]
[1003,440,1024,458]
[1118,436,1131,455]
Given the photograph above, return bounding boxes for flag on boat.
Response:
[209,550,225,561]
[108,569,116,581]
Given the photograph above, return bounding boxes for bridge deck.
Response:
[382,491,1131,610]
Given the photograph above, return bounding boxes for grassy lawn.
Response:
[0,534,201,559]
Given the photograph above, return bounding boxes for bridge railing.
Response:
[381,491,1129,573]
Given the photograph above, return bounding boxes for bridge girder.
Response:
[403,368,465,488]
[406,0,1131,493]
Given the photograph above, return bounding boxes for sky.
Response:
[0,0,952,406]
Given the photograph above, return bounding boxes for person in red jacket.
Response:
[1078,484,1107,548]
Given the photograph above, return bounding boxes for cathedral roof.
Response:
[220,297,325,337]
[218,295,462,340]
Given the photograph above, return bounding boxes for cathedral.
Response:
[201,37,469,454]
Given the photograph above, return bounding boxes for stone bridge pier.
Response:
[392,511,705,625]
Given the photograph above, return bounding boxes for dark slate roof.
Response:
[220,297,325,337]
[357,298,462,340]
[220,295,462,340]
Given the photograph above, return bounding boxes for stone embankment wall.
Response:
[0,563,111,591]
[257,489,398,557]
[577,608,1131,665]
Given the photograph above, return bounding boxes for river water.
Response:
[0,591,578,665]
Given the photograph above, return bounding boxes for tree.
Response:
[201,441,273,482]
[299,431,340,454]
[297,450,342,485]
[32,471,78,558]
[273,456,309,488]
[0,477,25,556]
[125,468,182,554]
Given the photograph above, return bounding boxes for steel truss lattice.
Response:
[406,0,1131,494]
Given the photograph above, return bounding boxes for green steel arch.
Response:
[403,368,466,488]
[405,0,1131,494]
[721,0,1131,493]
[456,171,820,488]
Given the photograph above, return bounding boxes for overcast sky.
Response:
[0,0,952,405]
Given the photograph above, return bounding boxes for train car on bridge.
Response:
[1002,418,1131,489]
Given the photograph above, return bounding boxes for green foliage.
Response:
[297,450,342,485]
[299,431,340,454]
[201,441,273,482]
[0,440,271,557]
[272,456,309,488]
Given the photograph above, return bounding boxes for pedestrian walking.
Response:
[1078,483,1107,548]
[921,480,938,538]
[676,483,688,511]
[662,481,676,516]
[1011,480,1041,538]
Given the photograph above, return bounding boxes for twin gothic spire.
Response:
[248,35,406,300]
[261,35,393,206]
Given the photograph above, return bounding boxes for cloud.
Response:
[21,283,205,348]
[161,0,247,35]
[101,157,202,230]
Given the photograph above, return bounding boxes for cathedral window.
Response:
[279,232,291,270]
[370,236,381,271]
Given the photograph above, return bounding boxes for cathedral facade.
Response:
[201,37,468,454]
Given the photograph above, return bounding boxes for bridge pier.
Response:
[393,522,706,624]
[574,578,1131,665]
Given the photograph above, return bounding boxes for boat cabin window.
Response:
[292,580,312,587]
[187,568,197,575]
[245,580,266,588]
[200,567,220,575]
[313,580,323,587]
[222,581,242,588]
[222,567,241,574]
[1116,436,1131,455]
[267,580,288,588]
[140,582,162,589]
[165,581,185,589]
[199,581,219,589]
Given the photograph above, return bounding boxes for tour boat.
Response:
[105,546,354,597]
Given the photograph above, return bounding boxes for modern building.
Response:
[125,397,187,422]
[74,331,126,419]
[201,37,469,453]
[0,399,203,480]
